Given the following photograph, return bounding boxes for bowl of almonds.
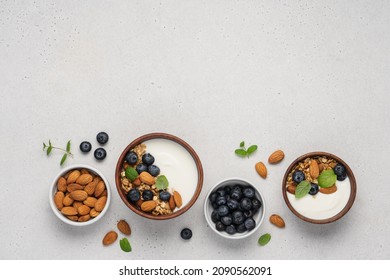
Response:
[49,164,110,226]
[282,152,357,224]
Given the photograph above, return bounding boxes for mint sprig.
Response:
[258,233,271,246]
[318,169,337,188]
[156,175,169,191]
[43,140,73,166]
[295,180,311,199]
[235,141,258,158]
[119,238,132,252]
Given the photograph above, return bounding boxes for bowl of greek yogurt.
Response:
[115,133,203,220]
[282,152,357,224]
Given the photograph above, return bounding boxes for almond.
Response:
[94,180,105,197]
[141,200,157,212]
[309,160,320,179]
[57,177,67,192]
[83,197,97,208]
[173,191,183,208]
[67,183,84,192]
[318,163,324,172]
[78,214,91,222]
[136,199,143,208]
[63,194,74,206]
[84,181,97,195]
[72,201,83,209]
[268,150,285,164]
[319,185,337,194]
[117,220,131,236]
[95,196,107,212]
[67,215,79,221]
[98,190,107,198]
[69,190,88,201]
[78,205,91,216]
[90,208,100,218]
[169,195,176,210]
[139,172,155,185]
[67,170,81,184]
[102,231,118,246]
[61,206,78,216]
[287,184,296,194]
[132,177,141,187]
[269,214,286,228]
[255,162,267,179]
[81,168,90,175]
[76,174,93,186]
[54,191,65,210]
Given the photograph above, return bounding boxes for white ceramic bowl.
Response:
[49,164,111,226]
[204,178,266,239]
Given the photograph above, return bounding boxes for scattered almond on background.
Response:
[117,220,131,236]
[255,162,267,179]
[268,150,285,164]
[269,214,286,228]
[102,231,118,246]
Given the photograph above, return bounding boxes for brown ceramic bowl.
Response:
[115,133,203,220]
[282,152,357,224]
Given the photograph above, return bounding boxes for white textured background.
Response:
[1,0,389,259]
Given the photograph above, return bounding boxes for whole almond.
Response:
[268,150,285,164]
[67,183,84,192]
[98,190,107,198]
[139,172,155,185]
[67,215,79,221]
[69,190,88,201]
[76,174,93,186]
[132,178,141,187]
[63,194,74,206]
[61,206,78,216]
[94,180,105,197]
[319,185,337,194]
[287,184,296,194]
[80,168,90,175]
[54,191,65,210]
[102,231,118,246]
[78,214,91,222]
[173,191,183,208]
[141,200,157,212]
[84,181,97,195]
[57,177,67,192]
[90,208,100,218]
[255,162,267,179]
[83,197,97,208]
[72,201,83,209]
[136,199,143,208]
[117,220,131,236]
[169,195,176,210]
[318,163,324,172]
[309,160,320,179]
[269,214,286,228]
[95,196,107,212]
[67,170,81,184]
[78,205,91,216]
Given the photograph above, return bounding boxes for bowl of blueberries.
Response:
[204,178,266,239]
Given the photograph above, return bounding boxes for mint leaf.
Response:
[240,141,245,147]
[119,238,131,252]
[60,154,67,165]
[258,233,271,246]
[66,140,71,152]
[318,170,337,188]
[43,142,47,150]
[47,145,52,155]
[235,149,247,157]
[295,180,311,198]
[156,175,169,191]
[247,145,258,156]
[125,167,138,181]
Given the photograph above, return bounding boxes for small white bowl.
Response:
[204,178,266,239]
[49,164,111,226]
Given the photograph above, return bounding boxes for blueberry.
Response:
[309,183,319,195]
[126,189,140,203]
[337,173,347,181]
[211,210,220,223]
[142,190,154,201]
[211,202,218,209]
[244,218,256,231]
[232,185,242,193]
[236,223,246,233]
[334,164,346,176]
[216,196,227,206]
[293,170,305,184]
[217,205,229,217]
[224,185,232,194]
[221,215,233,226]
[227,199,239,211]
[243,210,253,218]
[232,211,245,225]
[79,141,92,153]
[124,151,138,165]
[148,165,160,177]
[215,221,226,231]
[142,153,155,165]
[243,187,255,198]
[209,192,218,203]
[94,148,106,160]
[216,187,226,197]
[231,190,242,201]
[136,163,148,174]
[180,228,192,240]
[225,225,236,235]
[251,198,262,210]
[240,198,252,211]
[96,132,109,145]
[159,191,171,201]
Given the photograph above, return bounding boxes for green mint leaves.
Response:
[318,169,337,188]
[235,141,258,158]
[125,167,138,181]
[43,140,73,166]
[295,180,311,199]
[258,233,271,246]
[119,238,132,252]
[156,175,169,191]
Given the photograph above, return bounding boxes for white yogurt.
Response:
[287,177,351,220]
[143,138,199,209]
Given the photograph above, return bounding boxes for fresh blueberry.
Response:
[126,189,140,203]
[293,170,305,184]
[124,151,138,165]
[232,185,242,193]
[96,132,109,145]
[244,218,256,231]
[94,148,106,160]
[240,197,252,211]
[334,164,346,176]
[215,221,226,231]
[209,192,218,203]
[180,228,192,240]
[337,173,347,181]
[232,211,245,225]
[216,187,226,197]
[243,210,253,218]
[243,187,256,198]
[251,198,262,210]
[211,202,218,209]
[148,165,160,177]
[142,190,154,201]
[225,225,236,235]
[227,199,239,211]
[236,223,246,233]
[221,215,233,226]
[216,196,227,206]
[211,210,220,223]
[159,191,171,201]
[142,153,155,165]
[79,141,92,153]
[136,163,148,174]
[217,205,229,217]
[224,185,232,194]
[231,190,242,201]
[309,183,319,195]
